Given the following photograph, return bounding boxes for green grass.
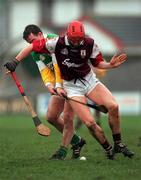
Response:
[0,115,141,180]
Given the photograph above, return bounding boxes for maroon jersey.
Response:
[54,36,103,81]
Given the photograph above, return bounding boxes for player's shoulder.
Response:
[57,35,66,44]
[46,35,59,53]
[47,36,59,46]
[85,36,94,45]
[46,33,58,39]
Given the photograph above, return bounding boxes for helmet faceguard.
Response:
[67,21,85,47]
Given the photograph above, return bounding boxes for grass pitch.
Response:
[0,115,141,180]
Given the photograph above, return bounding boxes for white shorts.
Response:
[63,70,100,97]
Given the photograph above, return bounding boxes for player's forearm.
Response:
[4,44,33,72]
[15,44,33,62]
[41,73,56,94]
[51,54,63,88]
[40,68,55,87]
[97,61,113,69]
[53,63,63,88]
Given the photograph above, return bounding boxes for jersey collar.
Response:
[65,35,69,45]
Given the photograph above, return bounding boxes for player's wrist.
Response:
[55,83,62,89]
[13,58,20,65]
[45,83,53,87]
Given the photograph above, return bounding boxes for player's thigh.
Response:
[47,95,64,117]
[87,83,117,107]
[69,96,95,124]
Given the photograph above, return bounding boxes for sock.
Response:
[58,146,68,158]
[101,140,112,151]
[113,133,121,144]
[70,134,81,146]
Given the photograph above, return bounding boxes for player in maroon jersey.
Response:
[4,24,86,160]
[46,20,134,159]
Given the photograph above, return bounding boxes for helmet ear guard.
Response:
[67,20,85,46]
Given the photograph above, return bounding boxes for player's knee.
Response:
[64,119,73,130]
[84,119,96,128]
[64,111,73,123]
[63,116,73,130]
[108,102,119,114]
[46,112,58,124]
[87,122,103,134]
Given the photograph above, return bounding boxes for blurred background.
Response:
[0,0,141,116]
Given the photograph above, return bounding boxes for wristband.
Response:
[13,58,20,65]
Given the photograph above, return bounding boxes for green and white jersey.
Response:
[31,33,59,86]
[31,33,58,71]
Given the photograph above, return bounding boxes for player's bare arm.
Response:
[97,53,127,69]
[4,44,33,72]
[15,44,33,61]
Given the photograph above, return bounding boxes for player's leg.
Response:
[75,116,83,130]
[46,95,64,132]
[87,82,134,158]
[47,97,86,160]
[50,102,74,160]
[95,110,101,126]
[69,96,114,160]
[61,102,74,147]
[63,102,86,159]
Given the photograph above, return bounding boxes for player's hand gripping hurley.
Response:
[54,88,108,114]
[64,96,108,114]
[8,71,50,136]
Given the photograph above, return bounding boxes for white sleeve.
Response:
[36,61,46,71]
[51,53,57,64]
[90,43,101,59]
[46,37,59,53]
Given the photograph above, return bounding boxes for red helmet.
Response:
[67,20,85,46]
